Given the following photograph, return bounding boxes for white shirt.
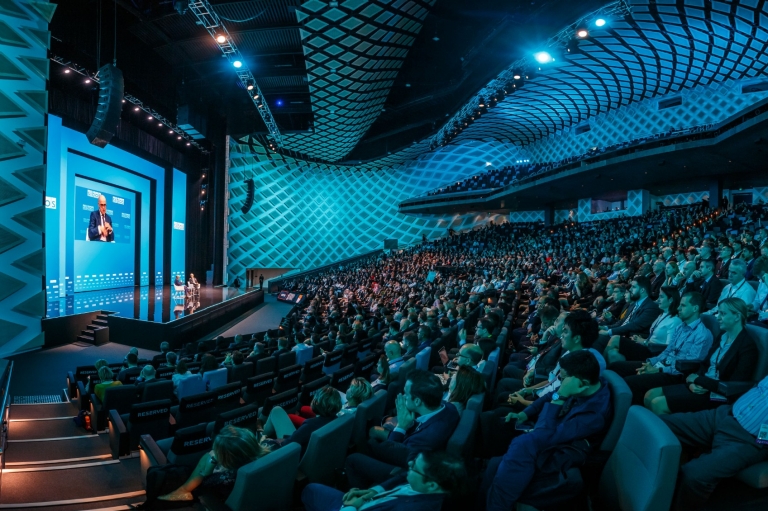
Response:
[707,279,756,315]
[752,280,768,313]
[646,313,683,345]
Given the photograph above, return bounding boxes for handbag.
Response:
[143,464,195,509]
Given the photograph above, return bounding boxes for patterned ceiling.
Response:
[280,0,437,161]
[442,0,768,147]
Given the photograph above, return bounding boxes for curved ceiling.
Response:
[442,0,768,147]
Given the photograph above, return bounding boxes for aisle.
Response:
[0,400,146,510]
[210,293,295,338]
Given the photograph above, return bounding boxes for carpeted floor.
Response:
[209,294,295,338]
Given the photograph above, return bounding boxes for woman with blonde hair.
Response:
[157,426,270,503]
[339,377,374,415]
[644,297,758,415]
[93,366,121,402]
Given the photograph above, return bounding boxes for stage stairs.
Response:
[77,312,115,346]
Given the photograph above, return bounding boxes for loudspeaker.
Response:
[241,178,255,214]
[87,64,124,148]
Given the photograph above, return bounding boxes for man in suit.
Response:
[271,337,291,359]
[685,259,724,311]
[87,195,114,242]
[599,276,661,339]
[187,273,200,293]
[117,353,142,384]
[344,370,460,489]
[649,260,667,300]
[302,451,466,511]
[245,342,268,365]
[716,245,734,278]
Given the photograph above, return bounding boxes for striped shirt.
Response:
[732,375,768,437]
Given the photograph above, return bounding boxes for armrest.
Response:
[717,380,755,397]
[674,360,701,375]
[197,490,232,511]
[76,381,90,411]
[139,434,167,488]
[90,393,103,412]
[66,371,77,398]
[90,394,106,431]
[108,409,129,459]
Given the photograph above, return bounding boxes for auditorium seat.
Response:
[700,314,721,342]
[243,373,276,406]
[198,443,301,511]
[277,351,296,370]
[330,364,356,393]
[227,361,254,386]
[260,388,300,418]
[255,356,276,376]
[353,353,377,381]
[396,358,417,384]
[274,364,302,393]
[214,382,243,413]
[464,392,485,415]
[301,355,325,383]
[214,403,261,434]
[110,399,172,457]
[177,374,205,400]
[299,376,331,407]
[351,390,387,451]
[297,413,355,485]
[202,367,228,391]
[90,385,140,431]
[68,364,98,401]
[140,380,174,403]
[594,406,681,511]
[415,347,431,371]
[446,409,477,461]
[172,391,218,431]
[322,349,344,376]
[139,423,213,485]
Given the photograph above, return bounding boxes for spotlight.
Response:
[64,69,70,74]
[122,99,126,103]
[512,70,522,80]
[186,142,191,146]
[576,29,588,38]
[169,130,174,134]
[478,97,485,107]
[233,60,242,68]
[276,99,284,107]
[534,51,553,64]
[246,83,254,91]
[595,18,606,27]
[216,35,226,43]
[177,136,182,140]
[85,79,91,84]
[158,123,163,127]
[253,94,259,100]
[134,107,140,111]
[147,115,153,120]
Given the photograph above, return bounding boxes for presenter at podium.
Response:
[87,195,114,242]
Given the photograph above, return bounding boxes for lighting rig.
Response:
[187,0,283,147]
[429,0,631,150]
[51,54,209,153]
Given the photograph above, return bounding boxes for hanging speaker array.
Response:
[87,64,124,148]
[241,178,255,214]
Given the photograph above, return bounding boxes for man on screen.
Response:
[88,195,114,242]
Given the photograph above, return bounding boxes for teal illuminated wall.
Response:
[0,0,53,355]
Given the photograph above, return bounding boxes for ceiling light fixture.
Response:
[84,79,91,84]
[577,29,588,38]
[216,35,226,43]
[64,69,70,74]
[595,18,606,27]
[233,60,242,68]
[134,107,140,111]
[534,51,554,64]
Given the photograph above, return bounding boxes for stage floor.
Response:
[45,285,258,323]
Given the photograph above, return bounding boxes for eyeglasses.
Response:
[407,459,429,479]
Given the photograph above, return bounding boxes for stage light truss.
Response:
[50,55,209,154]
[187,0,282,146]
[430,0,632,149]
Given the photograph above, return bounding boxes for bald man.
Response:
[87,195,114,242]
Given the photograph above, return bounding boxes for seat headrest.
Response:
[325,350,344,364]
[129,399,171,423]
[216,383,242,402]
[178,391,217,413]
[215,404,260,434]
[170,423,213,455]
[247,373,275,391]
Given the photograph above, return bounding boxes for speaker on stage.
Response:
[87,64,124,148]
[241,178,255,214]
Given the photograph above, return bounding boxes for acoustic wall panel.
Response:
[226,137,516,281]
[0,0,51,356]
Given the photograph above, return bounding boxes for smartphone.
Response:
[515,421,536,432]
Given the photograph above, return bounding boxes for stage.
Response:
[42,286,266,351]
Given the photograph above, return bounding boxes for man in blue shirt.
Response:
[661,374,768,510]
[617,291,713,405]
[482,350,613,511]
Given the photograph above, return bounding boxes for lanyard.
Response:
[649,313,668,338]
[728,280,746,298]
[712,334,735,378]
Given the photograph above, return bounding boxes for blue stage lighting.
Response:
[595,18,606,27]
[534,51,553,64]
[233,60,243,68]
[276,99,284,107]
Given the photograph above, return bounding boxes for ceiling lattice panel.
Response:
[279,0,437,162]
[449,0,768,146]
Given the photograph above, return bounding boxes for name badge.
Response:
[758,424,768,445]
[709,392,727,402]
[526,355,540,371]
[653,361,666,370]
